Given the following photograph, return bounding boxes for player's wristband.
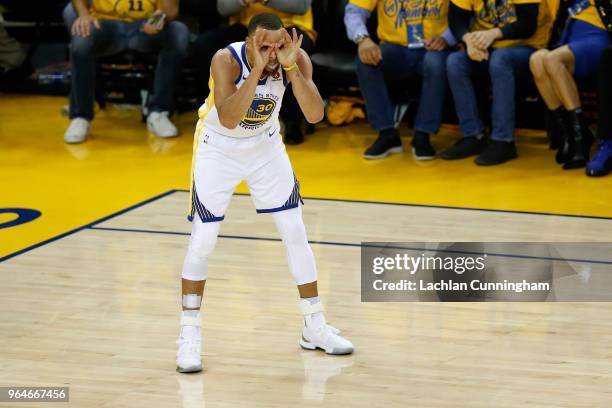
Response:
[282,63,298,73]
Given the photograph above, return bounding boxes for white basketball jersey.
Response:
[197,41,288,138]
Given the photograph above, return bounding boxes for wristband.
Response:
[282,63,298,72]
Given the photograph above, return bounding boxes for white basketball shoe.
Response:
[176,313,202,373]
[299,299,354,355]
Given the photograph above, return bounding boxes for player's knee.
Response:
[276,212,308,246]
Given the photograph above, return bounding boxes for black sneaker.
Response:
[475,140,518,165]
[364,129,403,159]
[411,131,436,160]
[440,136,484,160]
[284,121,304,145]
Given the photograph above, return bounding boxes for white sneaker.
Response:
[176,313,202,373]
[147,111,178,138]
[299,300,354,355]
[64,118,90,144]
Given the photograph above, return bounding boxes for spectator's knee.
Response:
[70,34,96,58]
[543,50,565,76]
[488,50,512,77]
[446,51,466,78]
[529,50,548,79]
[165,21,190,57]
[423,52,447,79]
[62,3,77,31]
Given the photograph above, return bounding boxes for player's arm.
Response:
[278,29,324,124]
[212,31,271,129]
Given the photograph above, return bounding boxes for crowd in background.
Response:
[1,0,611,176]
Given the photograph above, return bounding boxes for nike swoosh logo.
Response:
[268,128,276,137]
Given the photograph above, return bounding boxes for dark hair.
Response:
[247,13,283,36]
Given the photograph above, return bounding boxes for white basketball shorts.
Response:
[187,123,302,223]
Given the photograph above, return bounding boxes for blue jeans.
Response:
[355,43,450,134]
[446,46,535,142]
[63,4,189,120]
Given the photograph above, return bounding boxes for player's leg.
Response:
[177,131,242,373]
[270,206,353,354]
[247,140,353,355]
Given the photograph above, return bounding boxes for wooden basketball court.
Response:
[2,187,612,407]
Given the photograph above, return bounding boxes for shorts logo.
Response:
[241,97,276,128]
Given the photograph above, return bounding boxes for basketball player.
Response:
[176,13,354,373]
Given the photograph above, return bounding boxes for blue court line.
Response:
[88,225,612,266]
[0,189,179,263]
[3,188,612,264]
[174,189,612,222]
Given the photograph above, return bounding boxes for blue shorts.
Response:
[557,19,611,78]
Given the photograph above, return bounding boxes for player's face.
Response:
[253,28,284,71]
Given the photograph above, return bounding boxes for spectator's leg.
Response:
[441,50,485,161]
[194,24,248,98]
[445,50,483,138]
[356,43,422,159]
[134,21,190,114]
[529,49,569,153]
[280,27,313,145]
[473,46,533,166]
[543,45,596,169]
[67,20,123,121]
[529,49,562,110]
[62,3,77,33]
[542,46,579,110]
[414,50,450,135]
[587,46,612,176]
[487,46,533,143]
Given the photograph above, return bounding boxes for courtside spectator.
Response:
[530,0,610,169]
[345,0,455,160]
[443,0,554,165]
[194,0,316,145]
[586,40,612,176]
[63,0,189,143]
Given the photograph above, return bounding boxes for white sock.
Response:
[304,296,325,328]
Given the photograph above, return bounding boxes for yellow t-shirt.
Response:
[229,4,317,42]
[451,0,555,49]
[350,0,450,46]
[91,0,160,22]
[572,1,606,30]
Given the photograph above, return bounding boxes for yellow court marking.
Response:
[1,94,612,259]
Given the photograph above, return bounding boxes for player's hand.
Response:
[71,14,100,37]
[277,28,303,68]
[250,28,273,73]
[470,29,501,51]
[142,10,164,35]
[424,36,448,51]
[358,37,382,65]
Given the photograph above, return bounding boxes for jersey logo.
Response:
[241,97,277,128]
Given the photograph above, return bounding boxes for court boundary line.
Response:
[88,225,612,266]
[3,187,612,264]
[0,189,179,264]
[178,189,612,222]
